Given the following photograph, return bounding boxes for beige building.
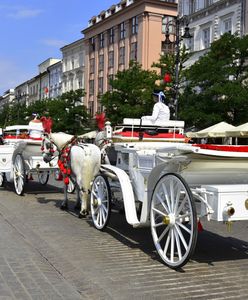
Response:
[60,38,85,97]
[82,0,177,116]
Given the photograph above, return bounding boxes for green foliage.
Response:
[152,45,190,113]
[0,89,90,135]
[101,61,159,125]
[180,33,248,128]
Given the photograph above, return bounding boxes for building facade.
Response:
[48,61,63,99]
[0,89,15,109]
[82,0,178,116]
[180,0,246,64]
[60,38,85,98]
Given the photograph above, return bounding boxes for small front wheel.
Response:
[38,171,49,185]
[150,173,197,269]
[13,154,25,195]
[90,174,111,230]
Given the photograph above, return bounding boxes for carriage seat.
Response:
[123,118,185,128]
[50,132,75,150]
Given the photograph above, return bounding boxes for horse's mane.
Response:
[50,132,74,150]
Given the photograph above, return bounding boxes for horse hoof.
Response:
[78,210,88,218]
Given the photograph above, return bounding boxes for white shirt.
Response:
[142,102,170,123]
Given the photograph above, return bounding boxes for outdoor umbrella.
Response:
[186,121,236,138]
[225,122,248,137]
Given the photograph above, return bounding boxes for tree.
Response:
[180,33,248,128]
[101,61,159,125]
[0,89,90,135]
[152,45,190,118]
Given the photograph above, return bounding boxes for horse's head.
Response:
[41,134,59,163]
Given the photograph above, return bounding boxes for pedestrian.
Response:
[142,91,170,123]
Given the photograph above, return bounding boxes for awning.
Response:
[186,122,236,138]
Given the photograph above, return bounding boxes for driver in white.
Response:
[142,91,170,123]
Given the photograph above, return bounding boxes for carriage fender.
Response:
[100,164,140,227]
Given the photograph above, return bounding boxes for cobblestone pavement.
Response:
[0,177,248,300]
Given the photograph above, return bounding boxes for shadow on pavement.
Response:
[87,209,248,267]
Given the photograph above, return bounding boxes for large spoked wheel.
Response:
[67,178,75,194]
[150,173,197,269]
[13,154,26,196]
[38,171,49,185]
[90,174,111,230]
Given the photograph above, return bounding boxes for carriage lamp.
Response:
[223,205,235,217]
[163,15,192,119]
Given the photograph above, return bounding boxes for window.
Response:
[131,16,138,35]
[99,33,104,48]
[71,58,74,70]
[188,32,194,51]
[119,47,125,65]
[89,80,94,95]
[90,37,95,52]
[162,16,175,34]
[108,74,114,91]
[202,27,210,49]
[223,18,232,34]
[90,58,95,74]
[89,101,94,117]
[108,51,114,68]
[130,42,137,61]
[98,77,103,95]
[204,0,213,8]
[189,0,196,14]
[119,22,126,40]
[99,55,104,71]
[109,27,115,44]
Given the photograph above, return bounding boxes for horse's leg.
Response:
[74,185,81,210]
[60,179,68,210]
[78,190,89,218]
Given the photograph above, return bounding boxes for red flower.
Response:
[67,168,71,175]
[64,177,69,185]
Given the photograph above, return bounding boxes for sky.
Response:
[0,0,115,95]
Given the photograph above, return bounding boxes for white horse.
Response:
[42,132,101,217]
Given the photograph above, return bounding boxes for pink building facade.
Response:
[82,0,177,116]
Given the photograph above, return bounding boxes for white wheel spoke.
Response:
[163,229,171,256]
[170,228,175,263]
[169,179,175,211]
[152,207,167,217]
[176,196,187,216]
[174,227,182,261]
[153,221,164,228]
[177,221,192,235]
[156,193,169,214]
[175,224,189,251]
[162,183,171,212]
[157,225,170,243]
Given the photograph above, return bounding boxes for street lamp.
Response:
[163,15,192,119]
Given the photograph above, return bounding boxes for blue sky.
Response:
[0,0,115,95]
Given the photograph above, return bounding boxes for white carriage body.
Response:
[99,119,248,228]
[0,125,58,187]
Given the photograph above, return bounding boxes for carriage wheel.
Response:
[38,171,49,185]
[0,173,5,187]
[13,154,25,196]
[90,174,111,230]
[150,173,197,269]
[67,178,75,193]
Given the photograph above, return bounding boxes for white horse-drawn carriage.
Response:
[0,122,58,195]
[42,118,248,269]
